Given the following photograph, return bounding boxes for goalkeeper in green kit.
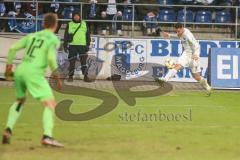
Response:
[2,13,63,147]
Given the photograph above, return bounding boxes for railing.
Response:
[0,1,239,40]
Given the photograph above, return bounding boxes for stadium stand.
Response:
[0,0,239,40]
[157,0,174,5]
[122,5,135,21]
[158,9,176,22]
[179,0,194,4]
[215,10,231,23]
[195,10,212,23]
[177,9,194,22]
[63,6,76,20]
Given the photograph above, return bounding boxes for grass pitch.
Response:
[0,85,240,160]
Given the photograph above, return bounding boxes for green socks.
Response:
[43,107,54,137]
[6,102,23,130]
[6,102,55,138]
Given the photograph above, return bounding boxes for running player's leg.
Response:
[162,64,181,81]
[192,72,212,95]
[2,73,26,144]
[42,98,56,139]
[156,63,182,86]
[27,75,63,147]
[41,98,63,147]
[5,98,26,131]
[191,60,212,94]
[160,54,189,82]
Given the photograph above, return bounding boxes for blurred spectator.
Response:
[136,0,158,35]
[8,2,42,33]
[234,0,239,5]
[23,0,44,16]
[8,2,25,24]
[122,0,137,21]
[216,0,233,6]
[143,12,158,35]
[63,6,75,19]
[194,0,215,5]
[62,0,81,21]
[178,0,194,5]
[0,2,5,16]
[0,1,7,31]
[42,0,64,33]
[85,0,100,34]
[4,1,14,13]
[99,0,123,36]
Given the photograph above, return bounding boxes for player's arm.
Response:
[162,31,178,38]
[5,36,28,80]
[86,22,91,51]
[48,43,62,91]
[7,35,28,65]
[63,23,69,52]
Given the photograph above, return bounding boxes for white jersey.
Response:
[106,0,117,15]
[169,28,201,73]
[170,28,200,56]
[195,0,214,5]
[179,28,200,56]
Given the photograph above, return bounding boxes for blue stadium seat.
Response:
[157,0,174,5]
[158,9,176,22]
[195,10,212,23]
[123,7,136,21]
[215,10,231,23]
[177,9,193,22]
[63,6,78,19]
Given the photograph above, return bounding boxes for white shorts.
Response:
[178,52,201,74]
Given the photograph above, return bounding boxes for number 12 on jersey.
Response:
[26,37,44,58]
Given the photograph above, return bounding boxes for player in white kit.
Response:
[158,23,212,95]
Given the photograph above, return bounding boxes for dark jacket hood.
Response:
[72,11,81,23]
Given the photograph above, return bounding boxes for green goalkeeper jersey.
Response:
[7,29,60,74]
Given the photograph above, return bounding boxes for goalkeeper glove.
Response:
[4,64,14,81]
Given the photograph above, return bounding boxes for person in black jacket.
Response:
[63,11,92,82]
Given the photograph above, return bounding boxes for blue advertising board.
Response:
[211,48,240,89]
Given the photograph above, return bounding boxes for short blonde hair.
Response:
[43,13,58,29]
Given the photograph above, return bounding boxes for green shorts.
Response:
[14,68,54,101]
